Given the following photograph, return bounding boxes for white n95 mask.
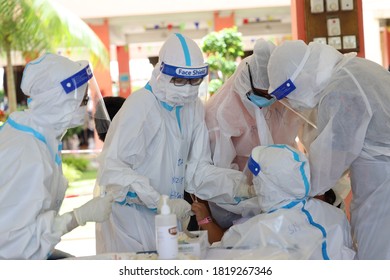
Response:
[157,74,200,105]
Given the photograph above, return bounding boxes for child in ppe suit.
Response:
[95,33,251,254]
[216,145,356,260]
[267,40,390,259]
[0,53,113,260]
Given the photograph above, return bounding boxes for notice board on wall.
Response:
[304,0,360,53]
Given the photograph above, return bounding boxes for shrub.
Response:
[62,162,82,182]
[62,156,90,172]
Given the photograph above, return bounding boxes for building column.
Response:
[290,0,307,41]
[116,46,131,98]
[213,11,235,31]
[88,19,113,97]
[381,24,390,69]
[88,19,113,149]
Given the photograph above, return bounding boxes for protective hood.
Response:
[268,41,352,109]
[234,38,276,104]
[204,39,277,170]
[149,33,208,105]
[249,145,310,212]
[21,53,89,138]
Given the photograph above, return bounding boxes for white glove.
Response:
[73,194,114,226]
[235,184,256,200]
[158,196,191,221]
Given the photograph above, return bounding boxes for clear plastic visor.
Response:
[239,154,261,189]
[61,64,111,135]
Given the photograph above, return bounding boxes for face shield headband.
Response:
[270,47,311,100]
[248,154,261,176]
[237,153,261,200]
[160,62,208,79]
[61,63,111,135]
[61,64,92,94]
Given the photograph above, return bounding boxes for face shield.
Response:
[159,61,209,104]
[150,33,209,105]
[60,63,110,135]
[235,149,263,201]
[239,147,262,189]
[268,47,317,129]
[244,145,310,213]
[245,62,276,108]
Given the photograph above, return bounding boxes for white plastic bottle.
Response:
[155,195,178,259]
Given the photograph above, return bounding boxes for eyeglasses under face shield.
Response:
[245,63,277,107]
[160,61,208,87]
[246,62,297,107]
[170,77,204,86]
[246,63,274,100]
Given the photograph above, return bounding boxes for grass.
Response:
[78,169,98,181]
[66,169,97,196]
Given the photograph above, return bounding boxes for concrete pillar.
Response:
[88,19,113,150]
[213,11,235,31]
[381,25,390,69]
[116,46,131,98]
[88,19,113,97]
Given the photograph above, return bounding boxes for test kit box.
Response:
[178,230,209,259]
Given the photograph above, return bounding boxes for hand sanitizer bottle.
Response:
[155,195,178,259]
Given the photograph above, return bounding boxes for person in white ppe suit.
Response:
[0,53,113,260]
[216,145,356,260]
[205,39,305,228]
[267,40,390,259]
[95,33,250,254]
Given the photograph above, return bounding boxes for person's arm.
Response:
[205,90,240,170]
[0,138,63,259]
[97,91,162,209]
[191,200,226,244]
[185,101,249,204]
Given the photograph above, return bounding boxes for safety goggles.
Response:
[246,63,274,100]
[170,77,203,86]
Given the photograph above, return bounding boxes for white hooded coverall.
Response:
[217,145,356,260]
[0,54,90,259]
[204,39,305,228]
[268,40,390,259]
[95,33,244,253]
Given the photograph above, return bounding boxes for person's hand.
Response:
[158,196,191,221]
[235,184,256,200]
[73,194,114,226]
[191,201,211,223]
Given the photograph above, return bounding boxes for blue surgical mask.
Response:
[246,62,276,108]
[246,91,276,108]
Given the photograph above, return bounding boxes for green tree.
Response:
[201,27,244,95]
[0,0,109,113]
